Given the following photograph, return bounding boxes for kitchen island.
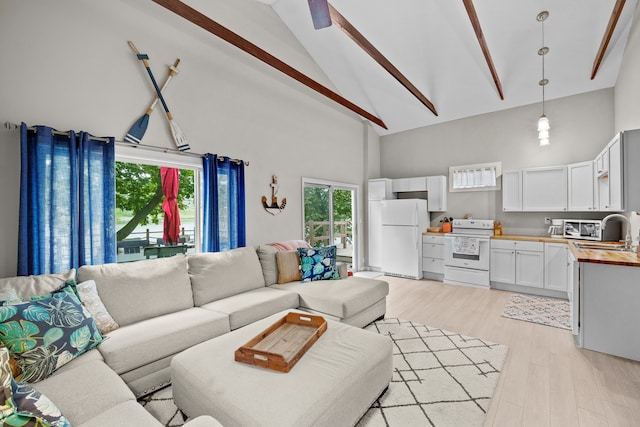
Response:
[568,241,640,362]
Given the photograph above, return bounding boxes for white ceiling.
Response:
[261,0,638,135]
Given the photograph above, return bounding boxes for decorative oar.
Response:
[125,58,181,144]
[128,41,190,151]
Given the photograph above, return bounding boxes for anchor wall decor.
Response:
[262,175,286,215]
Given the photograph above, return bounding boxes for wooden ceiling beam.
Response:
[150,0,387,129]
[328,4,438,116]
[462,0,504,100]
[591,0,626,80]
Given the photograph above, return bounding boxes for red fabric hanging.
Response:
[160,167,181,244]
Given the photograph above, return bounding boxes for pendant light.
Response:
[537,11,550,146]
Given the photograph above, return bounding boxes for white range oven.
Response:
[444,219,494,288]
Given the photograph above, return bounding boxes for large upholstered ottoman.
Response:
[171,310,393,427]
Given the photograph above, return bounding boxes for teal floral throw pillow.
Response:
[0,285,104,382]
[0,347,70,427]
[297,246,340,282]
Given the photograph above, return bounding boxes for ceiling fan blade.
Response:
[308,0,332,29]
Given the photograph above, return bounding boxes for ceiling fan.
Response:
[308,0,332,29]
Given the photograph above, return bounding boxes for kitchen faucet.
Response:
[601,213,632,249]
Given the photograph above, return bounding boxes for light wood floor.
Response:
[382,275,640,427]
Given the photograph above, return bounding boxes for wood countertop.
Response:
[491,234,569,243]
[567,241,640,267]
[491,234,640,267]
[422,231,450,236]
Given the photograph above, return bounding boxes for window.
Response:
[449,162,502,192]
[115,145,202,262]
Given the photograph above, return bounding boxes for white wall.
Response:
[380,89,615,235]
[0,0,369,277]
[616,2,640,132]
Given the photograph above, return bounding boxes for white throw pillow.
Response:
[76,280,120,335]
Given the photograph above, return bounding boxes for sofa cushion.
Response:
[256,245,279,286]
[188,247,265,306]
[77,255,193,327]
[0,269,75,303]
[270,276,389,319]
[52,348,103,376]
[77,401,162,427]
[297,246,340,282]
[276,251,301,284]
[200,287,299,330]
[0,347,70,427]
[0,285,105,382]
[34,359,134,426]
[97,308,230,375]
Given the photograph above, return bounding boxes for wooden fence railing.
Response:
[305,220,351,248]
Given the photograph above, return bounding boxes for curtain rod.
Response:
[3,121,248,166]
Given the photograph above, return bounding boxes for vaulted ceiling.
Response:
[259,0,638,135]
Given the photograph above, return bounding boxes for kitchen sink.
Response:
[573,242,631,252]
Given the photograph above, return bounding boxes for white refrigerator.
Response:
[381,199,429,279]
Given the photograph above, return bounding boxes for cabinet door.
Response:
[608,135,622,211]
[368,201,383,268]
[409,177,428,191]
[502,170,522,211]
[490,248,516,284]
[427,176,447,211]
[368,179,392,201]
[392,178,410,192]
[568,161,595,211]
[595,148,609,177]
[516,251,544,288]
[522,166,568,211]
[544,243,569,292]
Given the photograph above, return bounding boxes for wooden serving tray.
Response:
[234,312,327,372]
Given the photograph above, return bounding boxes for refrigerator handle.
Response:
[415,204,419,250]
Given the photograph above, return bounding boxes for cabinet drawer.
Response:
[422,257,444,274]
[491,239,543,252]
[423,235,444,245]
[422,243,444,258]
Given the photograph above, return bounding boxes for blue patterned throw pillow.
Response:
[0,347,70,427]
[297,246,340,282]
[0,285,105,382]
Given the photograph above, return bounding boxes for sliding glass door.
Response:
[302,178,358,270]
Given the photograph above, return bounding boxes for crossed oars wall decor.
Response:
[127,41,190,151]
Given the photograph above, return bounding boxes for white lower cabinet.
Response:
[515,250,544,288]
[490,240,544,289]
[544,243,570,292]
[422,235,444,280]
[490,239,569,298]
[489,248,516,283]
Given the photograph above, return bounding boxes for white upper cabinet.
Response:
[597,134,623,211]
[392,177,428,192]
[368,179,393,201]
[595,147,609,178]
[522,166,568,211]
[426,176,447,211]
[568,161,596,211]
[502,170,523,211]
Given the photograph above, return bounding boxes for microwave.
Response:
[563,219,621,241]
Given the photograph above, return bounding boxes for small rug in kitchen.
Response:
[139,318,508,427]
[501,293,571,330]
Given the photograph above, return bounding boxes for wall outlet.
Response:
[544,217,551,224]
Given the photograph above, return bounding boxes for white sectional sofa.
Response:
[0,243,389,427]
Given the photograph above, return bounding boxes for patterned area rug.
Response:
[501,294,571,330]
[139,318,508,427]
